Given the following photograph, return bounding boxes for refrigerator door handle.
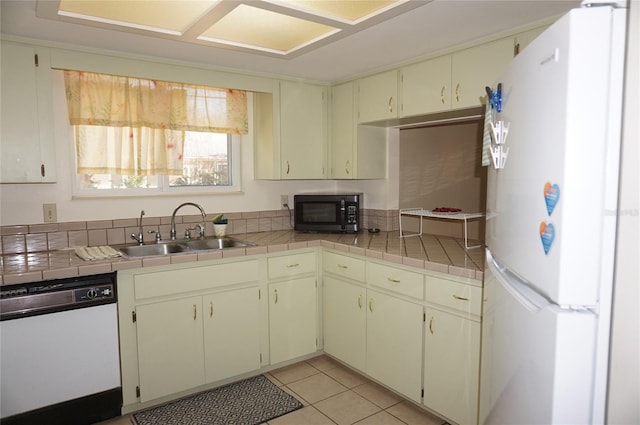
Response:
[486,249,555,313]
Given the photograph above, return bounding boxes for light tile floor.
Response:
[98,355,448,425]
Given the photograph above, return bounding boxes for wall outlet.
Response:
[280,195,289,209]
[43,203,57,223]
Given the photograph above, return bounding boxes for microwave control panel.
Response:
[346,204,358,224]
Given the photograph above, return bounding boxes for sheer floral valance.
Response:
[63,70,248,175]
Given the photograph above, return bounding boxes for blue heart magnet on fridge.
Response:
[543,182,560,216]
[539,222,555,255]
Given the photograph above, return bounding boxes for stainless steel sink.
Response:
[115,237,254,258]
[183,237,253,251]
[117,243,189,258]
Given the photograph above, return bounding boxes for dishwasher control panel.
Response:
[1,272,117,321]
[75,285,115,302]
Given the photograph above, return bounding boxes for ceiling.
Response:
[1,1,580,82]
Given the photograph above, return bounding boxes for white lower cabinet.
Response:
[424,308,480,425]
[203,288,261,383]
[136,296,205,402]
[323,253,424,403]
[366,288,424,403]
[323,276,366,371]
[267,251,318,365]
[135,286,261,403]
[424,275,483,425]
[268,277,318,364]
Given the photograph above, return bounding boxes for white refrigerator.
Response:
[479,2,627,424]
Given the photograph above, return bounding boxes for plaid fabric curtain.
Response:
[64,70,248,175]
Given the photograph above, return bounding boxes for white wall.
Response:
[0,69,396,226]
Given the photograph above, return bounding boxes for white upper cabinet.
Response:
[451,36,514,109]
[330,82,386,179]
[357,70,399,123]
[280,81,327,179]
[330,82,355,179]
[254,80,327,180]
[401,55,452,116]
[514,25,549,56]
[1,41,56,183]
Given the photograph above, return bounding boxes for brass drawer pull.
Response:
[387,277,400,283]
[337,264,348,269]
[453,294,469,301]
[286,263,299,268]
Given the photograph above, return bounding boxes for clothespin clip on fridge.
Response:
[486,82,509,169]
[485,83,502,112]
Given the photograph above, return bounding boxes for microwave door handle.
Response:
[340,200,346,230]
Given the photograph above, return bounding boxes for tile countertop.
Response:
[0,230,485,286]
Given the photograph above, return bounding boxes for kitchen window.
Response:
[63,70,248,196]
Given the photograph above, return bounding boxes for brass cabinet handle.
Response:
[357,294,363,309]
[345,160,350,175]
[210,301,214,317]
[440,86,446,104]
[429,316,434,335]
[286,160,290,175]
[388,96,393,113]
[387,277,400,283]
[455,83,461,102]
[337,264,348,269]
[274,289,278,304]
[368,298,374,312]
[286,263,299,268]
[453,294,469,301]
[193,304,197,320]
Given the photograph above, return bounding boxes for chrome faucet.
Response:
[131,210,145,245]
[170,203,207,240]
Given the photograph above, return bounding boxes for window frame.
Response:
[71,133,243,198]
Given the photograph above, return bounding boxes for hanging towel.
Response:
[482,96,492,167]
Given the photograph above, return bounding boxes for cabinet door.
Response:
[203,287,261,383]
[424,308,480,425]
[401,55,452,116]
[366,289,423,402]
[357,70,398,123]
[280,81,327,179]
[323,276,366,371]
[136,297,205,402]
[1,42,55,183]
[269,277,317,364]
[330,82,355,179]
[514,26,549,55]
[451,37,514,109]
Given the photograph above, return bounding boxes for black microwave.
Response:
[294,193,362,233]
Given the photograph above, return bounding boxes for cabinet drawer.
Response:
[323,252,365,282]
[426,276,482,316]
[268,252,317,280]
[134,260,259,299]
[367,262,424,299]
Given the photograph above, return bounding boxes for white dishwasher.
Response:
[0,273,122,425]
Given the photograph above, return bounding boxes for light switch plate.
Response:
[43,203,57,222]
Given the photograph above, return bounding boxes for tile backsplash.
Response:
[0,209,400,255]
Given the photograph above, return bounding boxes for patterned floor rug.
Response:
[133,375,303,425]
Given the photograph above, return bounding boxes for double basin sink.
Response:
[115,237,254,258]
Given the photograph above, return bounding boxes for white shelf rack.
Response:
[399,208,485,249]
